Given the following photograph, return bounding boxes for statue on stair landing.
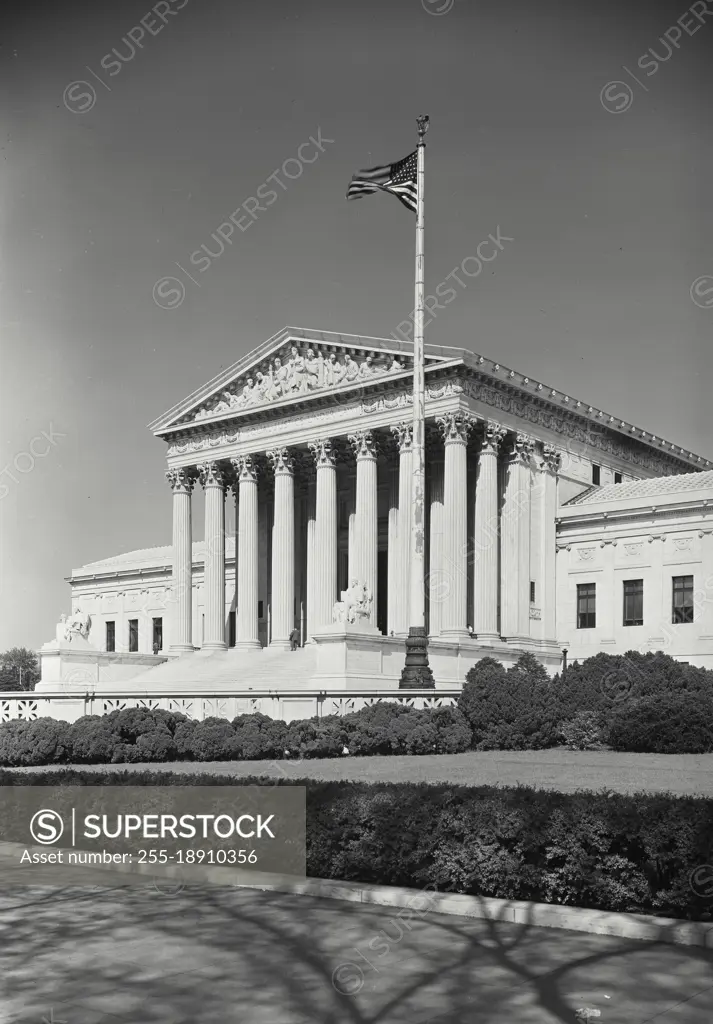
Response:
[332,579,373,625]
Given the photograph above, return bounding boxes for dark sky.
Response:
[1,0,711,649]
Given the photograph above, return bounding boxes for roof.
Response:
[564,470,713,506]
[73,539,236,577]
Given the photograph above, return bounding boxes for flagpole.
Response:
[400,114,434,689]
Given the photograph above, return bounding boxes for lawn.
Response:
[13,748,713,796]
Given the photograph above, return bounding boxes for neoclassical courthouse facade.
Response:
[39,326,713,706]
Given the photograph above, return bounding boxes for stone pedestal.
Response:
[309,622,394,689]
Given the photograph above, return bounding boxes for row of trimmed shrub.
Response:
[1,650,711,766]
[460,651,713,754]
[0,702,473,767]
[2,766,711,922]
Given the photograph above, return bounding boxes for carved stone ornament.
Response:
[348,429,377,460]
[624,542,643,557]
[391,422,413,452]
[511,433,536,464]
[578,547,596,561]
[308,439,337,468]
[231,455,258,482]
[59,610,92,643]
[541,443,562,474]
[332,579,373,624]
[673,537,693,551]
[481,422,507,455]
[266,448,294,474]
[197,461,226,489]
[166,468,195,494]
[193,345,410,421]
[436,412,473,444]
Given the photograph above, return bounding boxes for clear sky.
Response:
[1,0,711,651]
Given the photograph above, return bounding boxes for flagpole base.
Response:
[399,626,435,689]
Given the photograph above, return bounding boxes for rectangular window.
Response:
[614,472,622,484]
[152,617,163,651]
[258,600,264,619]
[128,619,139,652]
[577,583,596,629]
[106,621,115,653]
[530,581,536,603]
[623,579,643,626]
[592,464,601,485]
[672,575,694,624]
[228,610,236,647]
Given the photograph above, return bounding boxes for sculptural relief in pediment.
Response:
[192,344,411,422]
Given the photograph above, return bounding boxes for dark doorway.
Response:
[377,549,388,635]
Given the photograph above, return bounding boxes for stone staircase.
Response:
[115,645,319,693]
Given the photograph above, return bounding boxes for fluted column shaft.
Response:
[541,445,560,646]
[438,413,471,640]
[305,478,317,641]
[268,448,295,647]
[199,462,227,650]
[428,458,445,637]
[233,456,260,649]
[473,423,506,639]
[167,468,195,653]
[501,434,535,641]
[387,462,399,635]
[309,440,338,633]
[391,423,413,636]
[348,430,378,627]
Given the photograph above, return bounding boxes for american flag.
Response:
[346,150,418,214]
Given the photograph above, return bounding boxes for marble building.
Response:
[41,326,713,697]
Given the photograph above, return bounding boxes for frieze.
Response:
[460,380,683,475]
[191,344,409,422]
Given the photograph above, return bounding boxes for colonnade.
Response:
[165,415,561,653]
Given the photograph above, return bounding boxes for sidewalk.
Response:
[1,879,711,1023]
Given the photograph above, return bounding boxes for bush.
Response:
[233,713,288,759]
[69,716,119,763]
[189,717,239,761]
[559,711,605,751]
[430,706,472,754]
[608,693,713,754]
[458,654,558,750]
[386,710,439,755]
[0,719,72,766]
[285,717,345,758]
[343,702,413,756]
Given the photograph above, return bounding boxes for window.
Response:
[228,610,236,647]
[152,617,163,651]
[530,581,536,603]
[614,472,622,484]
[128,619,139,652]
[577,583,596,629]
[258,600,264,619]
[106,621,115,653]
[623,579,643,626]
[592,464,601,485]
[672,575,694,623]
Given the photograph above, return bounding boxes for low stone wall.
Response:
[0,689,460,725]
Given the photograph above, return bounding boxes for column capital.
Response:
[266,447,295,474]
[436,411,473,445]
[480,422,507,455]
[308,438,337,468]
[391,422,413,452]
[197,461,227,489]
[231,455,259,483]
[348,429,377,460]
[509,433,536,465]
[540,443,562,475]
[165,467,195,494]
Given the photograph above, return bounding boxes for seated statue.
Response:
[60,611,92,643]
[332,579,373,625]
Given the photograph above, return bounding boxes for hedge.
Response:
[2,767,711,922]
[2,651,712,766]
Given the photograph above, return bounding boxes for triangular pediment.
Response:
[150,326,456,435]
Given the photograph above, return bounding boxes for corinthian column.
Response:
[348,429,378,627]
[473,422,506,640]
[540,444,561,647]
[428,457,445,638]
[308,439,338,633]
[166,468,195,654]
[437,412,471,641]
[231,456,260,649]
[267,447,295,648]
[501,433,535,641]
[198,461,227,651]
[391,422,413,636]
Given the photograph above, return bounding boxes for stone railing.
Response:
[0,689,459,725]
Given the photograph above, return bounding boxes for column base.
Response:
[439,629,471,643]
[234,639,262,651]
[399,626,435,689]
[169,645,196,655]
[269,640,292,651]
[202,642,228,652]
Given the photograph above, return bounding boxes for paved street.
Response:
[0,877,711,1024]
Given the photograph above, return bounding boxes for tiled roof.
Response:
[565,470,713,505]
